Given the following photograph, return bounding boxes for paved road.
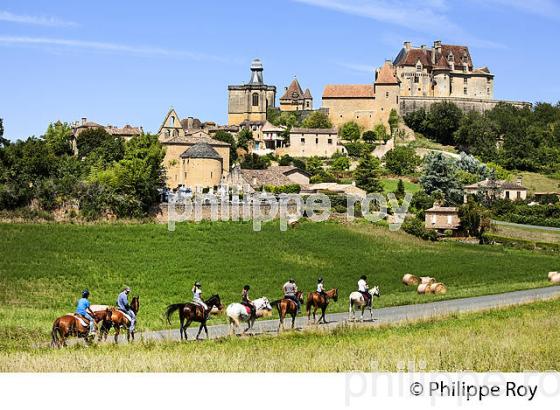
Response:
[492,219,560,232]
[135,286,560,342]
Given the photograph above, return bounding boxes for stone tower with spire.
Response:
[227,59,276,125]
[279,76,313,111]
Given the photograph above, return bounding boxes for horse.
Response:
[94,296,140,343]
[271,291,304,332]
[348,286,380,322]
[306,288,338,324]
[165,295,223,340]
[226,297,273,335]
[51,308,112,348]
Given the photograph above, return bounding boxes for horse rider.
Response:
[317,277,328,302]
[241,285,256,319]
[117,286,136,333]
[358,275,370,307]
[283,278,300,313]
[75,289,96,335]
[192,281,209,317]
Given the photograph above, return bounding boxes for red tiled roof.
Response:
[280,78,305,101]
[375,62,399,84]
[322,84,375,98]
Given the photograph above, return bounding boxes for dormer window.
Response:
[447,53,454,62]
[416,63,422,72]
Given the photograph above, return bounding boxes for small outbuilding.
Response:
[180,142,223,190]
[425,206,461,232]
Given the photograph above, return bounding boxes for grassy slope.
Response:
[381,178,420,194]
[519,171,560,194]
[492,223,560,244]
[2,299,558,372]
[0,221,557,341]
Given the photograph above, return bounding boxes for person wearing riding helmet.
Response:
[241,285,256,319]
[317,277,328,301]
[358,275,370,306]
[192,281,208,313]
[75,289,96,335]
[283,278,300,313]
[117,286,136,332]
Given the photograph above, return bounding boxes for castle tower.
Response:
[227,59,276,125]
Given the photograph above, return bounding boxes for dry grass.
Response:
[1,299,558,372]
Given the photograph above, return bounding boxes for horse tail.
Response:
[165,303,185,325]
[270,299,281,307]
[306,293,313,313]
[51,319,60,348]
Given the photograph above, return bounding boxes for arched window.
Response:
[170,115,175,126]
[252,93,259,107]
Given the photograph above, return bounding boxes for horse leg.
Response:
[114,325,120,344]
[349,301,354,321]
[196,322,204,340]
[184,319,192,341]
[360,306,365,322]
[320,306,327,324]
[179,316,185,341]
[291,313,296,329]
[204,323,209,339]
[370,306,374,322]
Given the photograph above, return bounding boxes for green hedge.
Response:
[261,184,301,194]
[482,233,560,252]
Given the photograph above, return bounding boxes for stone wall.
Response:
[399,96,530,116]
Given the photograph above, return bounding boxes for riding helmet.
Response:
[195,281,201,287]
[243,285,250,290]
[360,275,367,280]
[289,278,295,283]
[318,277,323,283]
[82,289,90,298]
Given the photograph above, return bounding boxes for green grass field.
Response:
[492,223,560,244]
[0,220,557,350]
[519,171,560,194]
[1,299,558,372]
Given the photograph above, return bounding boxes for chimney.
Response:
[434,40,442,54]
[81,117,87,125]
[403,41,411,50]
[421,44,426,50]
[516,175,523,185]
[187,117,194,130]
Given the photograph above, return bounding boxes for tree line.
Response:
[404,101,560,174]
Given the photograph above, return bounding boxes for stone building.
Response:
[279,77,313,111]
[283,127,345,158]
[228,59,276,125]
[424,206,461,232]
[463,179,528,202]
[158,108,230,189]
[322,40,529,130]
[70,117,143,154]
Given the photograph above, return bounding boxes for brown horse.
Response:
[51,308,112,348]
[95,296,140,343]
[165,295,223,340]
[271,291,304,332]
[306,288,338,324]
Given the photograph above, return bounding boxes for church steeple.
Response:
[248,58,264,85]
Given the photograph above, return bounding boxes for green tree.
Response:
[0,118,7,147]
[362,130,377,143]
[305,156,323,175]
[214,130,237,163]
[76,127,124,164]
[383,146,421,176]
[403,108,428,134]
[374,123,389,143]
[394,178,406,200]
[237,128,253,152]
[354,155,383,193]
[278,154,293,166]
[302,111,332,129]
[420,152,462,204]
[388,109,399,136]
[241,153,270,169]
[459,198,490,239]
[339,121,361,141]
[44,121,73,156]
[453,111,498,161]
[424,101,463,145]
[331,156,350,171]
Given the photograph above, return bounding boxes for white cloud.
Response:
[292,0,507,49]
[0,10,77,27]
[481,0,560,20]
[0,36,230,62]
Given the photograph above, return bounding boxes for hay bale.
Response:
[430,282,448,294]
[417,283,432,294]
[420,276,436,285]
[402,274,420,286]
[548,271,559,280]
[550,273,560,284]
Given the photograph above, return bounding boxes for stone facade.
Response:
[321,40,529,131]
[463,179,528,202]
[158,108,230,189]
[228,59,276,125]
[279,77,313,111]
[282,128,345,158]
[425,206,461,231]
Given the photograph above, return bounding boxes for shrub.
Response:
[344,142,373,158]
[401,217,437,241]
[262,184,301,194]
[383,146,421,176]
[339,121,361,141]
[362,130,377,143]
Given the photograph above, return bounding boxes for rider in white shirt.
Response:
[283,278,300,313]
[192,281,208,312]
[317,277,328,301]
[358,275,370,306]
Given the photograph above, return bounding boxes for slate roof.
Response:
[394,43,475,70]
[280,78,305,101]
[180,142,222,160]
[165,131,230,147]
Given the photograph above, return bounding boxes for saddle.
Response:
[73,314,90,327]
[117,309,132,322]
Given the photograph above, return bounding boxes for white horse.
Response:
[226,297,272,335]
[348,286,380,322]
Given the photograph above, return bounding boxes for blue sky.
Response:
[1,0,559,140]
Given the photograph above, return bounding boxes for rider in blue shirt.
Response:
[75,289,95,334]
[117,286,136,332]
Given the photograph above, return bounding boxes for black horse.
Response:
[165,295,223,340]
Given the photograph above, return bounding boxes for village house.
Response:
[226,165,310,193]
[463,179,528,202]
[425,206,461,232]
[283,127,345,158]
[158,108,230,190]
[253,121,287,155]
[70,117,143,154]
